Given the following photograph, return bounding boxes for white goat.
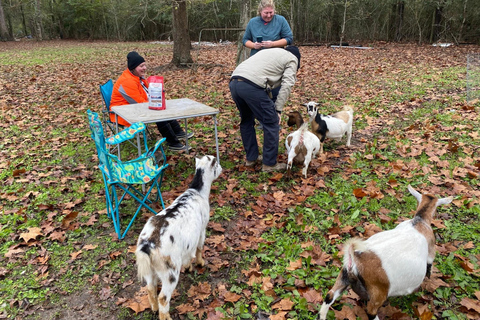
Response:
[135,155,222,320]
[285,111,320,178]
[319,185,453,320]
[304,101,354,154]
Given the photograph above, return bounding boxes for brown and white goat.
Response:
[319,185,453,320]
[136,155,222,320]
[285,112,320,178]
[304,101,353,154]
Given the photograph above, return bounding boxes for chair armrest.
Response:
[106,122,146,145]
[147,137,167,155]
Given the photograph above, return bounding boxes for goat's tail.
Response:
[299,122,309,133]
[343,238,367,274]
[136,241,155,282]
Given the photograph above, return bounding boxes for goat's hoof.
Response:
[159,312,172,320]
[196,257,205,267]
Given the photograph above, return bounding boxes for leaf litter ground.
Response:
[0,41,479,320]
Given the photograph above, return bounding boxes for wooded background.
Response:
[0,0,479,45]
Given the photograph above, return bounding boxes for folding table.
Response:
[111,98,220,162]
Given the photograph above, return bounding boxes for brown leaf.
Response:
[334,305,357,320]
[272,298,294,311]
[353,188,368,198]
[12,169,26,177]
[301,288,323,304]
[223,291,242,303]
[109,251,122,260]
[121,294,150,313]
[176,303,196,314]
[4,247,25,258]
[83,244,98,251]
[70,250,83,260]
[48,231,65,242]
[61,211,78,229]
[286,258,302,271]
[187,281,211,301]
[20,227,43,243]
[269,311,287,320]
[460,297,480,313]
[422,274,449,292]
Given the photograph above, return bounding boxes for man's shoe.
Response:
[246,155,263,167]
[168,142,191,152]
[262,162,287,172]
[176,131,194,140]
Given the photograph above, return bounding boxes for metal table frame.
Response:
[111,98,220,162]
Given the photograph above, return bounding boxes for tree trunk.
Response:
[235,0,250,66]
[430,4,443,43]
[20,3,28,37]
[33,0,43,40]
[0,0,12,40]
[457,0,468,43]
[339,0,348,45]
[171,0,193,67]
[395,0,404,42]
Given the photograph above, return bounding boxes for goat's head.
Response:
[195,155,223,182]
[303,101,319,120]
[408,185,453,223]
[287,111,304,128]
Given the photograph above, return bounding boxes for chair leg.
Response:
[104,168,166,239]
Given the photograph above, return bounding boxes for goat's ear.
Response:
[408,185,423,203]
[302,103,308,107]
[436,196,453,207]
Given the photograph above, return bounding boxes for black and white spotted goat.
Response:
[305,101,354,154]
[135,155,222,320]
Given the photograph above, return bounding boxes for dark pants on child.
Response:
[156,120,182,145]
[229,78,279,166]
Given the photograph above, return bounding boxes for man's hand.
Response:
[262,40,274,48]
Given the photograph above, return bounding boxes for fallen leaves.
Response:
[19,227,43,243]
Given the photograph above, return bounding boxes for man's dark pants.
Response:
[229,79,279,166]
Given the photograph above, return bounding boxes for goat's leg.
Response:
[302,151,313,178]
[426,236,435,278]
[157,268,180,320]
[195,231,207,267]
[319,268,349,320]
[346,126,352,147]
[195,247,205,267]
[144,273,159,312]
[365,288,386,320]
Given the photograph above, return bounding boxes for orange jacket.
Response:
[110,69,149,126]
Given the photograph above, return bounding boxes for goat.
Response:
[285,113,320,177]
[287,111,304,128]
[319,185,453,320]
[304,101,353,154]
[135,155,222,320]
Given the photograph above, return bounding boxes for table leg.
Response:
[184,118,189,152]
[214,115,220,163]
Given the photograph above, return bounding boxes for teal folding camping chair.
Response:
[100,79,155,151]
[99,79,115,135]
[87,109,169,239]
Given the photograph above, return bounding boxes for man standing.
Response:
[229,46,301,172]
